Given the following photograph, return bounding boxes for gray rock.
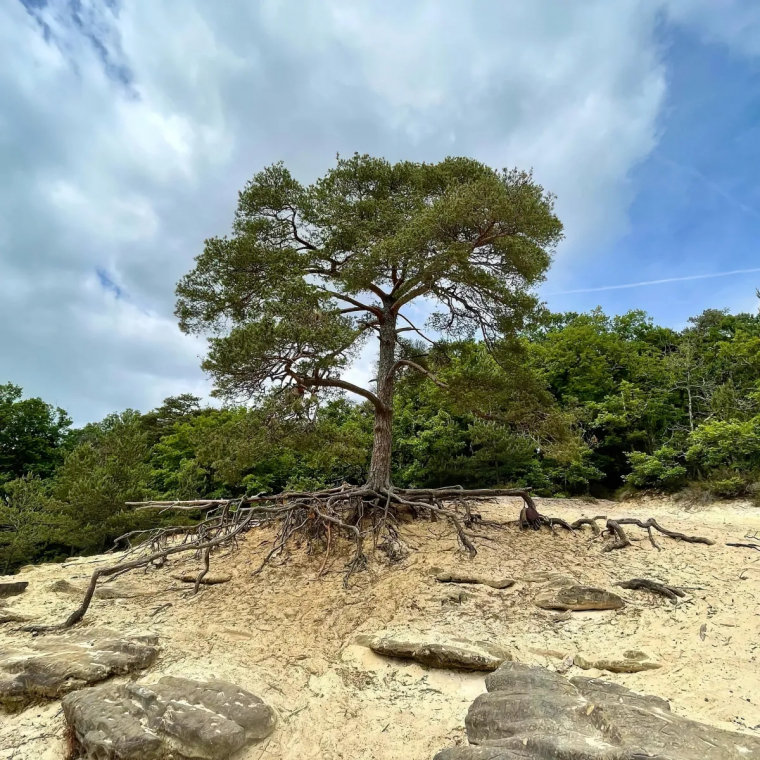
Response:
[369,633,511,671]
[519,571,576,587]
[0,581,28,598]
[574,651,662,673]
[48,579,149,599]
[436,572,516,589]
[534,585,624,611]
[0,629,159,711]
[434,661,760,759]
[63,676,277,760]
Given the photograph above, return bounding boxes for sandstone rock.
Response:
[0,581,28,598]
[519,571,576,587]
[434,661,760,759]
[0,612,34,624]
[574,651,662,673]
[63,676,276,760]
[172,572,233,585]
[534,585,624,611]
[48,579,149,599]
[0,629,159,711]
[368,632,511,671]
[436,572,515,589]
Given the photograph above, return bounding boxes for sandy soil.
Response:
[0,496,759,760]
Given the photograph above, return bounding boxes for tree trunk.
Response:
[366,308,397,491]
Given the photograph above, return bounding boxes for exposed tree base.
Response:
[21,489,714,633]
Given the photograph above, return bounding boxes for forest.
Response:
[2,304,759,573]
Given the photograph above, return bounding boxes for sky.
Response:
[1,0,759,423]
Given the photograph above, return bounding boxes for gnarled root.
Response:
[518,493,575,535]
[602,517,714,552]
[24,485,538,632]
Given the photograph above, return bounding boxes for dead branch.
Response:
[615,578,686,604]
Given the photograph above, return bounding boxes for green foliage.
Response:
[53,410,157,553]
[0,476,70,573]
[0,383,72,486]
[626,448,688,491]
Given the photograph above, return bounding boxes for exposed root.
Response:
[603,517,714,552]
[570,516,607,536]
[518,495,575,535]
[25,490,716,633]
[615,578,686,605]
[25,486,538,631]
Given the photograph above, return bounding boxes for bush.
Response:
[626,448,688,491]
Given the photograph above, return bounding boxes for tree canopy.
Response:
[176,154,562,489]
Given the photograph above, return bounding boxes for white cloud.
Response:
[1,0,757,420]
[665,0,760,56]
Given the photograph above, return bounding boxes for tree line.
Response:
[2,302,758,572]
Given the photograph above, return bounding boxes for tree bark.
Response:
[366,308,397,491]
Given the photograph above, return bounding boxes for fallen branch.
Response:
[615,578,686,604]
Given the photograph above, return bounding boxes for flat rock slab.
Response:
[63,676,277,760]
[534,585,624,611]
[48,579,150,600]
[0,629,159,711]
[436,572,515,589]
[367,632,511,671]
[519,571,576,587]
[434,661,760,759]
[172,572,232,585]
[0,581,28,598]
[575,649,662,673]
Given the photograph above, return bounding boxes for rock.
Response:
[172,572,232,585]
[48,579,149,599]
[534,585,624,611]
[63,676,276,760]
[0,629,159,711]
[368,632,511,671]
[574,651,662,673]
[0,581,28,598]
[436,572,515,589]
[0,612,34,624]
[519,571,576,587]
[434,661,760,759]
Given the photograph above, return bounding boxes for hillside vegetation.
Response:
[2,304,759,573]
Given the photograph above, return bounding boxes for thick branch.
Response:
[387,359,447,388]
[315,287,384,319]
[288,371,388,413]
[392,284,430,313]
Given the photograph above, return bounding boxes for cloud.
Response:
[665,0,760,56]
[0,0,756,421]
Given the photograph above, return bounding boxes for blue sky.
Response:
[545,21,760,321]
[1,1,759,422]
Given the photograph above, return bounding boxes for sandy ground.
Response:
[0,496,759,760]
